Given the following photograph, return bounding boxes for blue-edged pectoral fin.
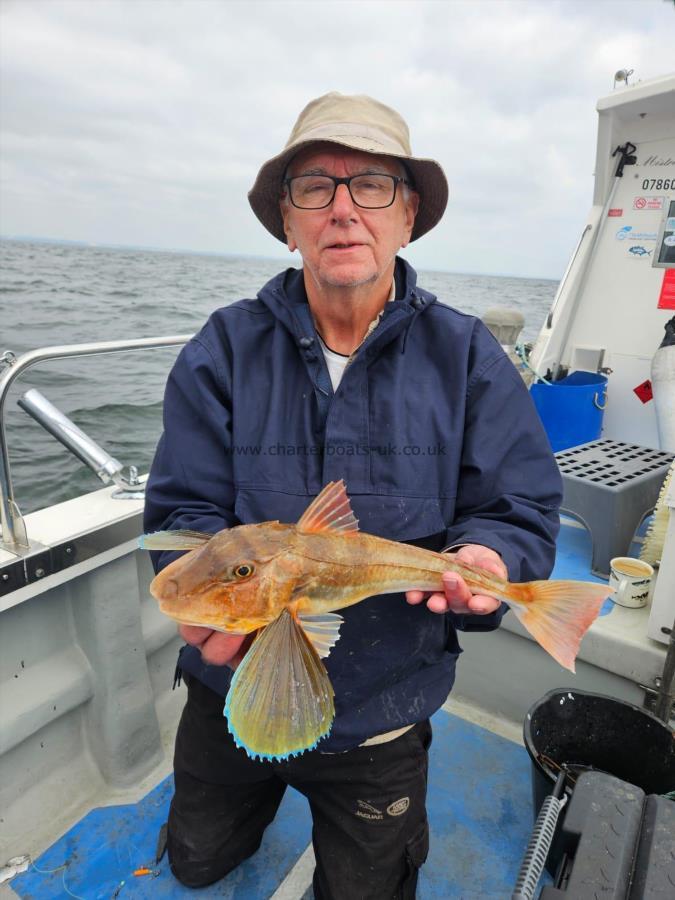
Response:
[224,608,335,761]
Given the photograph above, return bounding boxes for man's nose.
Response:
[331,182,357,220]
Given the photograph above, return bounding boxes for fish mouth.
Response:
[161,611,244,634]
[155,577,238,623]
[157,597,249,635]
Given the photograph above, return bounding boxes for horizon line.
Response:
[0,233,560,283]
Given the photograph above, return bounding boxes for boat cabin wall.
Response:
[531,76,675,449]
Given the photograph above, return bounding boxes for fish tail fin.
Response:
[507,580,610,673]
[224,609,334,761]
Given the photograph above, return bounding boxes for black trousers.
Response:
[168,671,431,899]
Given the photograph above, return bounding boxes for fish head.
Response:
[150,522,294,630]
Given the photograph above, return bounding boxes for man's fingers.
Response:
[442,572,473,604]
[426,593,451,613]
[454,545,508,581]
[466,594,501,614]
[177,624,251,667]
[410,566,502,616]
[227,633,256,669]
[199,632,248,667]
[473,560,508,580]
[423,574,500,616]
[179,624,213,646]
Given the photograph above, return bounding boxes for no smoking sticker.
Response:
[633,196,665,210]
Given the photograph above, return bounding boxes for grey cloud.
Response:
[1,0,673,277]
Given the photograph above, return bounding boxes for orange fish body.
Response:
[141,481,610,761]
[153,523,493,629]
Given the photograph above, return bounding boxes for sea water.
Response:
[1,239,556,514]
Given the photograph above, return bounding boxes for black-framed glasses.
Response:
[283,174,410,210]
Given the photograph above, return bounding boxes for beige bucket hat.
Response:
[248,92,448,243]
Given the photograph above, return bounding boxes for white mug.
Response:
[609,557,654,609]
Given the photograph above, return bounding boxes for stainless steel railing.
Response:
[545,224,592,330]
[0,336,192,553]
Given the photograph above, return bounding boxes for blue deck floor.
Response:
[10,710,540,900]
[11,521,612,899]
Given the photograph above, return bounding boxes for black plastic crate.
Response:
[540,771,675,899]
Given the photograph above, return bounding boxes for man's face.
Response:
[280,146,418,291]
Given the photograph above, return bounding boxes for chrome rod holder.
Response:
[18,389,145,496]
[19,389,124,483]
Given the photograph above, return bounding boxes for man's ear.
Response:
[280,201,297,252]
[400,191,419,249]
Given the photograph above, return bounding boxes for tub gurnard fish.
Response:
[140,481,610,761]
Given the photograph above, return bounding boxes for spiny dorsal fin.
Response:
[224,609,335,761]
[296,481,359,535]
[138,529,213,551]
[298,613,344,659]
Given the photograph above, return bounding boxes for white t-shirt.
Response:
[317,338,350,390]
[317,281,395,390]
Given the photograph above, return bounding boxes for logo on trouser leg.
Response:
[355,800,383,821]
[386,797,410,816]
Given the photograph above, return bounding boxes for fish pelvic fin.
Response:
[507,580,611,673]
[298,613,344,659]
[138,529,213,551]
[224,608,335,761]
[296,480,359,535]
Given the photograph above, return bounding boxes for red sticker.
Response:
[608,208,623,217]
[633,196,664,211]
[658,269,675,310]
[634,380,653,404]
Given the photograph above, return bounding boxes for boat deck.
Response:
[5,521,615,899]
[7,709,551,900]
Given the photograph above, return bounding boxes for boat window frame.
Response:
[651,199,675,269]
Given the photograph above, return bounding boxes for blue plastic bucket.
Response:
[530,371,607,452]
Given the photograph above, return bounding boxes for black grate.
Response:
[556,439,673,488]
[556,439,673,576]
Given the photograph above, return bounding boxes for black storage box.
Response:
[540,771,675,898]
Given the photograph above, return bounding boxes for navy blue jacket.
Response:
[144,258,562,752]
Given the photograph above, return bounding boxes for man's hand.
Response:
[406,544,506,615]
[179,625,254,668]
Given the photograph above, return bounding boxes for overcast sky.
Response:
[1,0,673,278]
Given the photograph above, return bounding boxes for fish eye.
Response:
[233,563,255,579]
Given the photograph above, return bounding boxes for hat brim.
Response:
[248,138,448,243]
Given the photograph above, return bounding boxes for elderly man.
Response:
[144,92,561,898]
